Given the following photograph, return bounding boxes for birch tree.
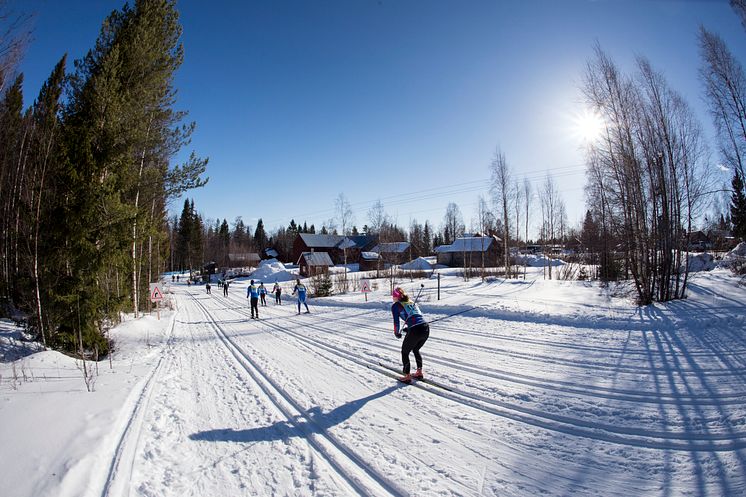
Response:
[699,26,746,239]
[489,148,512,277]
[583,44,709,303]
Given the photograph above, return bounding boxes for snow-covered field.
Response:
[2,266,746,497]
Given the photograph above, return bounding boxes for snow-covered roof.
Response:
[360,251,380,260]
[299,251,334,266]
[400,257,432,270]
[372,242,410,254]
[338,237,357,249]
[436,237,496,253]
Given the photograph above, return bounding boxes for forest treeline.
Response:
[2,0,746,357]
[0,0,207,355]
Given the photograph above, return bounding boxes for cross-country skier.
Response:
[247,280,260,319]
[292,279,310,314]
[259,282,267,306]
[223,279,229,296]
[273,281,282,304]
[391,286,429,384]
[206,282,211,294]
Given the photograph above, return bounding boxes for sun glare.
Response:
[573,109,605,143]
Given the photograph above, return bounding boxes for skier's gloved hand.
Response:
[394,329,402,339]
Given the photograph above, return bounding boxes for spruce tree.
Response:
[731,170,746,239]
[50,0,207,351]
[254,219,268,252]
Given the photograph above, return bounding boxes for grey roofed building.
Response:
[359,251,381,272]
[228,252,261,264]
[437,236,499,252]
[293,233,378,265]
[372,241,411,265]
[435,235,502,267]
[297,233,342,248]
[298,251,335,266]
[372,242,410,254]
[297,251,334,277]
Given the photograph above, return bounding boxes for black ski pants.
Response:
[401,322,430,374]
[250,297,259,318]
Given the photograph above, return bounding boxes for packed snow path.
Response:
[94,276,746,497]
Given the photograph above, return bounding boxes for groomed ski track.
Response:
[97,279,746,496]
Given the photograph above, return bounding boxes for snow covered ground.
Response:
[2,266,746,496]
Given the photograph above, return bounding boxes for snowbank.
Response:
[725,241,746,260]
[249,259,297,282]
[686,252,716,272]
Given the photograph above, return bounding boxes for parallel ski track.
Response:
[338,313,746,378]
[216,295,746,452]
[432,320,746,363]
[278,298,746,371]
[188,292,407,497]
[100,309,179,497]
[269,305,746,406]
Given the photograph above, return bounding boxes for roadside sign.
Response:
[361,279,371,293]
[149,283,164,302]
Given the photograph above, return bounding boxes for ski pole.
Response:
[414,283,425,304]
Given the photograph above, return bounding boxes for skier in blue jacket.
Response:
[391,286,429,384]
[292,279,310,314]
[247,280,260,319]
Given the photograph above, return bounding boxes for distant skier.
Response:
[247,280,260,319]
[223,279,229,296]
[259,282,268,306]
[292,279,310,314]
[391,287,429,384]
[206,282,211,294]
[273,281,282,304]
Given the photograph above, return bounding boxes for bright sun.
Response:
[573,109,605,143]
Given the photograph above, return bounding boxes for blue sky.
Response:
[13,0,746,236]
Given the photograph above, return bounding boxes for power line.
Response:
[210,164,588,231]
